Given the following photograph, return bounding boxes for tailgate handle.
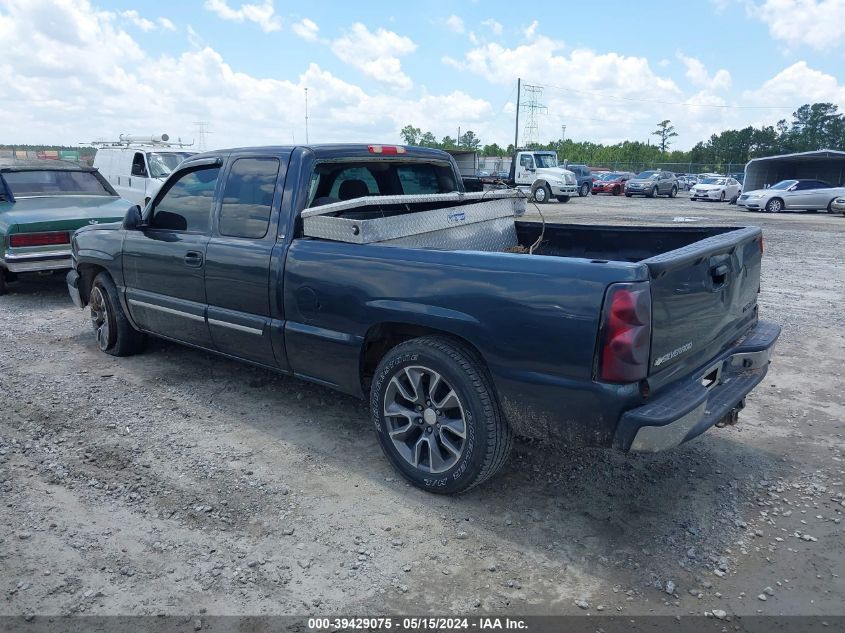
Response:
[710,263,730,288]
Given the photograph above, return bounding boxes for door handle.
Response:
[184,251,204,267]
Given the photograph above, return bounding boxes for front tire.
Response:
[648,186,658,198]
[579,183,590,197]
[371,336,512,494]
[625,193,632,197]
[556,195,570,203]
[531,182,551,204]
[765,197,783,213]
[89,272,144,356]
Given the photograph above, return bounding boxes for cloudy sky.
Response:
[0,0,843,150]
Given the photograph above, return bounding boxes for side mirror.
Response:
[123,205,144,230]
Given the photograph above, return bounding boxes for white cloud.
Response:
[158,17,176,32]
[743,61,845,108]
[291,17,319,42]
[522,20,539,39]
[331,23,417,90]
[445,14,464,33]
[481,18,503,35]
[676,51,732,90]
[0,0,489,148]
[203,0,281,33]
[748,0,845,50]
[120,10,155,31]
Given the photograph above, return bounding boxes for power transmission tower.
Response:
[520,83,547,146]
[193,121,211,152]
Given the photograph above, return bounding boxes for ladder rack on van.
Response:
[85,134,194,149]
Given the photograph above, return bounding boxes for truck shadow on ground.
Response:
[130,333,785,601]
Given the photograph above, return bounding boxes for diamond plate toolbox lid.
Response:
[301,190,526,245]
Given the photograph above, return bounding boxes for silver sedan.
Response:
[737,179,845,212]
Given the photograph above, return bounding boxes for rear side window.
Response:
[3,170,112,196]
[219,158,280,239]
[152,166,220,233]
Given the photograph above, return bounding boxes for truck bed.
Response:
[514,222,740,263]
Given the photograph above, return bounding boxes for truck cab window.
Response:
[151,166,220,233]
[520,155,535,170]
[219,158,280,239]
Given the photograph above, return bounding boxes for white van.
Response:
[92,135,195,206]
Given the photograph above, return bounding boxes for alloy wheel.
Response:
[89,286,111,351]
[383,365,467,474]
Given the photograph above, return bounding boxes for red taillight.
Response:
[599,282,651,383]
[368,145,406,155]
[759,236,764,255]
[9,232,70,247]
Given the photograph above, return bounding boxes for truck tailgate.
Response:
[643,226,763,383]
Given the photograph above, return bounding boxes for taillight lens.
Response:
[9,232,70,247]
[598,282,652,382]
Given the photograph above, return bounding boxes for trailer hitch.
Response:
[715,399,745,428]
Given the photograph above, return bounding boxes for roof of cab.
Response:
[181,144,453,163]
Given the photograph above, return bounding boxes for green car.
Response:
[0,160,133,295]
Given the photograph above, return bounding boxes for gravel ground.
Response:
[1,193,843,619]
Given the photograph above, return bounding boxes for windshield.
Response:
[603,172,624,180]
[635,171,658,179]
[147,152,195,178]
[533,154,558,168]
[769,180,798,190]
[2,170,113,197]
[702,178,726,185]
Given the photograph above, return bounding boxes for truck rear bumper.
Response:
[613,320,781,452]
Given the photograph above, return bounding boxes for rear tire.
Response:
[719,191,725,202]
[371,336,513,494]
[556,196,570,203]
[625,193,632,197]
[579,183,590,197]
[0,270,7,296]
[669,186,678,198]
[531,182,551,204]
[89,272,145,357]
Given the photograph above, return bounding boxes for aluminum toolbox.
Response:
[301,191,525,249]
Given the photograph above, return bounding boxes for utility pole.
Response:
[304,88,309,144]
[520,83,547,146]
[514,78,521,149]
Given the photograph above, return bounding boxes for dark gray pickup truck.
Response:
[67,144,780,493]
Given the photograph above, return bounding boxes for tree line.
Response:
[401,103,845,171]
